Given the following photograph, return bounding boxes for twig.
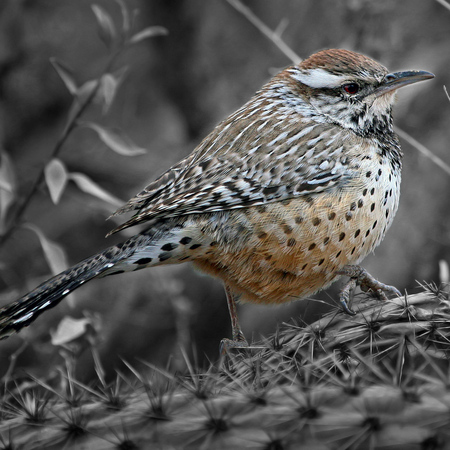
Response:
[0,51,120,251]
[444,86,450,103]
[395,127,450,176]
[226,0,302,65]
[1,340,28,389]
[436,0,450,12]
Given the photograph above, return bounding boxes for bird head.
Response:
[281,49,434,137]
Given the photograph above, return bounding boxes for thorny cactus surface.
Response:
[1,285,450,450]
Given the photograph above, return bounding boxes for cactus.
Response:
[1,286,450,450]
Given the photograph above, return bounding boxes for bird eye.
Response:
[342,83,360,95]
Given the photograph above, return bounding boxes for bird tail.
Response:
[0,244,124,340]
[0,219,203,340]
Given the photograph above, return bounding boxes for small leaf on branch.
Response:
[69,172,124,208]
[91,4,117,48]
[50,58,78,95]
[129,26,168,44]
[115,0,130,34]
[45,158,68,204]
[98,71,127,113]
[0,152,16,233]
[82,122,147,156]
[51,316,92,346]
[23,223,68,275]
[77,79,98,101]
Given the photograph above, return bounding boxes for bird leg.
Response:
[337,265,402,315]
[220,284,249,354]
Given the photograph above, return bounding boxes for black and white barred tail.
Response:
[0,219,205,340]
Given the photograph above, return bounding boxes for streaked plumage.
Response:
[0,49,434,345]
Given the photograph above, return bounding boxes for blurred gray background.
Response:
[0,0,448,379]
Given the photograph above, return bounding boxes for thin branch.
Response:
[0,51,120,250]
[226,0,302,65]
[228,0,449,178]
[435,0,450,12]
[444,85,450,103]
[395,126,450,176]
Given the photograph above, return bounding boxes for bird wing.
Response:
[108,107,354,235]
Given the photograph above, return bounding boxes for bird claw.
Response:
[337,265,401,315]
[219,335,249,356]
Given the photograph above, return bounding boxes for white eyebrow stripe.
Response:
[292,68,348,89]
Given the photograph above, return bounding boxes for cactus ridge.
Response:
[1,289,450,449]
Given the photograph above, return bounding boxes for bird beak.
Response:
[374,70,434,97]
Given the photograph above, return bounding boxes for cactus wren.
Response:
[0,49,433,349]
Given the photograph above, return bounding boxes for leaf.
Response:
[91,4,117,48]
[69,172,124,208]
[129,26,168,44]
[23,223,68,275]
[76,79,98,103]
[98,74,117,114]
[45,159,68,204]
[115,0,130,34]
[439,260,449,284]
[0,152,16,233]
[82,122,147,156]
[50,58,77,95]
[51,316,91,346]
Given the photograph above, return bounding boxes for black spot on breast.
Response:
[358,199,364,208]
[372,220,378,229]
[318,258,325,266]
[323,237,330,245]
[312,217,321,226]
[336,250,342,258]
[308,243,316,251]
[134,258,153,265]
[190,243,202,250]
[180,237,192,245]
[371,203,375,212]
[362,188,368,196]
[339,232,345,241]
[295,216,304,224]
[179,256,191,261]
[287,238,296,247]
[301,263,308,270]
[328,212,336,220]
[370,188,375,195]
[365,229,370,237]
[283,224,293,234]
[161,243,178,251]
[258,231,268,239]
[350,202,356,211]
[354,229,360,238]
[366,171,372,178]
[345,212,353,221]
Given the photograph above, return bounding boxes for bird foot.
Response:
[219,330,249,355]
[337,265,402,315]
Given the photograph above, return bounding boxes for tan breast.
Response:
[192,148,400,305]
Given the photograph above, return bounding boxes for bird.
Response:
[0,49,434,350]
